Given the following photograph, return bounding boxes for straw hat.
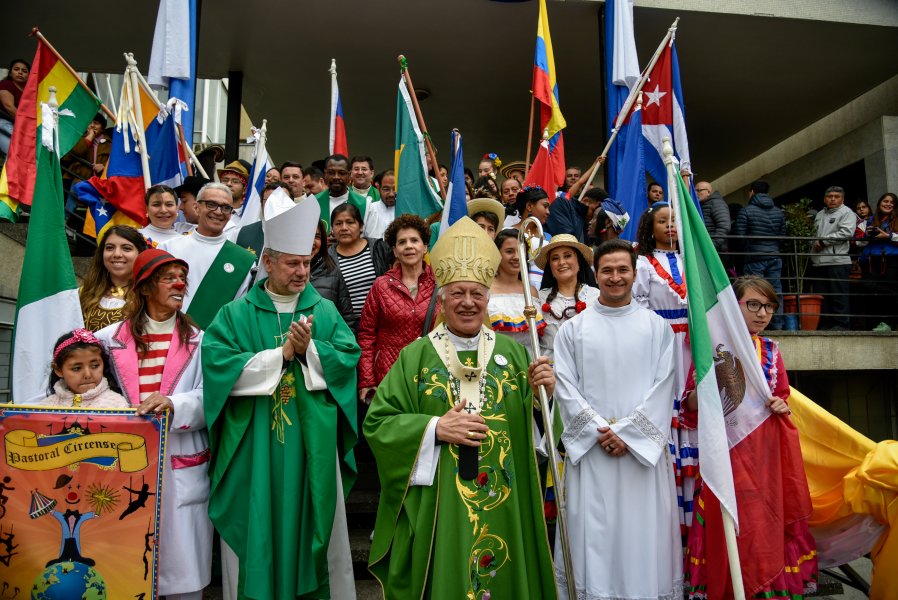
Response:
[499,160,526,179]
[217,160,249,182]
[534,234,594,270]
[466,197,505,227]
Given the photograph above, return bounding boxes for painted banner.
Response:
[0,406,166,600]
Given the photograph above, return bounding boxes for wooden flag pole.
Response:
[576,17,679,203]
[398,55,446,201]
[124,53,152,190]
[31,28,117,123]
[523,96,536,179]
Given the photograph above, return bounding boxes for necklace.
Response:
[542,285,586,320]
[109,285,127,298]
[428,324,496,414]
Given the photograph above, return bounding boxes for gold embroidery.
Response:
[271,372,295,444]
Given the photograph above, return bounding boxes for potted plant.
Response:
[782,198,823,330]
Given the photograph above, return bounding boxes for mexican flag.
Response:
[672,161,811,595]
[0,38,102,221]
[12,96,85,402]
[394,76,442,218]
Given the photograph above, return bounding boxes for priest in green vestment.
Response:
[365,216,559,600]
[202,196,361,600]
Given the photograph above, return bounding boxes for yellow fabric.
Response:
[789,386,897,600]
[429,216,500,288]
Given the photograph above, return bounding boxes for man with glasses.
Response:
[160,182,255,329]
[695,181,731,253]
[315,154,368,230]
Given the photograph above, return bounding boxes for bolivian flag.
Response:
[0,38,101,221]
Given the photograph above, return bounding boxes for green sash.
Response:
[187,241,255,329]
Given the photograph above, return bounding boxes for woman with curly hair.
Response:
[357,214,437,403]
[80,225,147,330]
[535,235,599,360]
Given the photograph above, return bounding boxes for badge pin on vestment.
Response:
[494,354,508,366]
[224,263,234,273]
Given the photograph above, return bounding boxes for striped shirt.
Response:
[336,243,378,320]
[138,315,176,401]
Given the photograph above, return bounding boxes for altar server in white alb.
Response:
[159,182,255,330]
[552,239,683,600]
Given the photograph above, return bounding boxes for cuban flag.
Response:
[604,0,640,203]
[641,34,693,200]
[524,0,566,197]
[238,124,274,228]
[329,59,348,156]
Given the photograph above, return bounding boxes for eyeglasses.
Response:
[220,177,244,186]
[740,299,778,314]
[198,200,235,214]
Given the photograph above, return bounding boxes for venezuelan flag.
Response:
[0,38,101,221]
[528,0,566,195]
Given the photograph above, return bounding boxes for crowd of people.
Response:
[11,81,894,596]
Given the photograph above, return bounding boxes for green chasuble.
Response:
[364,333,557,600]
[202,279,360,600]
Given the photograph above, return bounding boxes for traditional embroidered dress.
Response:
[537,285,599,361]
[553,300,683,600]
[365,324,557,600]
[634,249,698,537]
[681,336,818,599]
[159,231,255,330]
[82,294,127,331]
[488,293,546,359]
[139,222,195,248]
[202,280,360,600]
[40,378,128,408]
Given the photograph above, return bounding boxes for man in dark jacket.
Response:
[544,186,608,242]
[696,181,731,252]
[733,180,786,329]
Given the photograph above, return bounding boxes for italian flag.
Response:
[12,97,85,402]
[0,38,102,221]
[673,163,810,595]
[394,76,442,219]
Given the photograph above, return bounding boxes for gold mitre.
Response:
[430,216,501,288]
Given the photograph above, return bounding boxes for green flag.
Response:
[394,77,442,218]
[13,95,86,401]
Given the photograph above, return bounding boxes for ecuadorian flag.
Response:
[526,0,567,196]
[0,39,101,221]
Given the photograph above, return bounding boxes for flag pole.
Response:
[523,96,535,179]
[131,66,209,179]
[124,53,152,190]
[31,28,116,124]
[661,136,746,600]
[515,217,578,600]
[328,59,337,155]
[397,55,446,201]
[576,17,679,203]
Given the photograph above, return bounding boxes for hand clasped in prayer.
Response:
[282,316,314,361]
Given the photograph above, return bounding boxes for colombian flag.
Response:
[0,38,101,221]
[526,0,566,196]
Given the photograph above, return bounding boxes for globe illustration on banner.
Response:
[31,561,106,600]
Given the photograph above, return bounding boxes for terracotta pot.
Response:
[782,294,824,331]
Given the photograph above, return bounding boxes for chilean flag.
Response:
[640,34,693,200]
[329,59,348,156]
[525,0,566,197]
